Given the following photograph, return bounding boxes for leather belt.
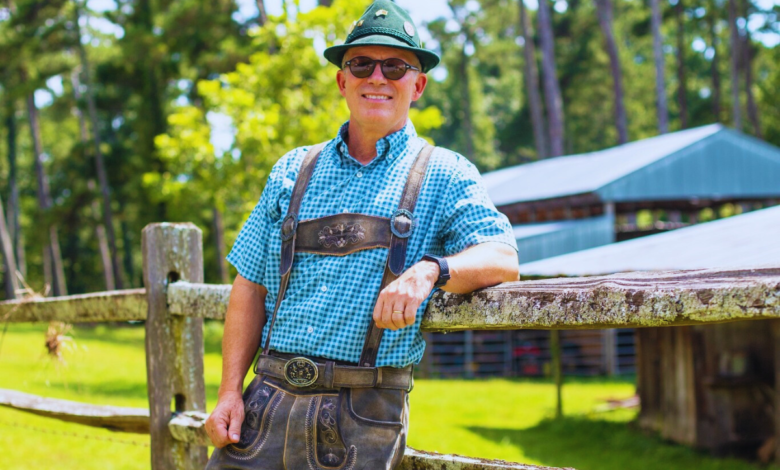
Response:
[255,355,414,391]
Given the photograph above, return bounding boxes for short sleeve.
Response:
[439,160,519,256]
[226,161,287,286]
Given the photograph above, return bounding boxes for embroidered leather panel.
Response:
[296,213,392,257]
[318,224,366,249]
[305,396,357,470]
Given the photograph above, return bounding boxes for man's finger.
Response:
[390,299,406,330]
[228,410,243,444]
[403,299,418,327]
[373,292,386,328]
[207,412,230,447]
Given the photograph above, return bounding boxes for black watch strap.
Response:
[422,254,450,288]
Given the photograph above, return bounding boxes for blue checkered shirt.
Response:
[227,120,517,367]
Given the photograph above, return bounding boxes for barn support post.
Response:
[465,330,475,378]
[142,223,207,470]
[773,321,780,464]
[551,330,563,418]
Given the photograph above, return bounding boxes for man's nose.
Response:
[366,61,387,85]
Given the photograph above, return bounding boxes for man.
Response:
[205,1,519,467]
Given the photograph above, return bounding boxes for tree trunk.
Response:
[676,0,688,129]
[537,0,565,157]
[519,0,548,158]
[25,92,67,296]
[741,0,761,138]
[728,0,742,130]
[708,1,722,122]
[0,195,19,299]
[73,7,124,289]
[93,200,115,291]
[5,99,24,280]
[595,0,628,144]
[318,0,333,5]
[650,0,669,133]
[458,43,476,161]
[212,206,229,284]
[256,0,268,25]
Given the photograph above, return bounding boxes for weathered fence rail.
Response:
[2,222,779,469]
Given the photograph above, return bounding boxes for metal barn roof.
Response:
[518,204,780,276]
[513,215,615,264]
[483,124,780,206]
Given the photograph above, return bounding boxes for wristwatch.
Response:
[421,254,450,288]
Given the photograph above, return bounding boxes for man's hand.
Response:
[205,391,245,448]
[373,260,439,330]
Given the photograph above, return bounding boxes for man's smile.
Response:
[362,93,392,101]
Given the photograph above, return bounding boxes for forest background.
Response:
[0,0,777,298]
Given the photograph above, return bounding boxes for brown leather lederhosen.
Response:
[206,142,435,470]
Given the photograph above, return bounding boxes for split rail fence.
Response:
[1,222,780,469]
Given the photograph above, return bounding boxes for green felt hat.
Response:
[323,0,440,73]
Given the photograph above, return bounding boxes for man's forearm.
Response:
[440,242,519,294]
[219,275,268,397]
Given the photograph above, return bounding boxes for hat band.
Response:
[347,27,418,49]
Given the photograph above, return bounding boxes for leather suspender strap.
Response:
[262,143,326,355]
[358,144,435,367]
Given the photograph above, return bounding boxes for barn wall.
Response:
[638,321,777,457]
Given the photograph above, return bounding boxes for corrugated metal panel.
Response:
[519,205,780,276]
[483,124,780,206]
[598,129,780,201]
[483,124,723,205]
[514,214,615,264]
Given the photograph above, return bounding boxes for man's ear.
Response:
[337,69,347,98]
[411,72,428,102]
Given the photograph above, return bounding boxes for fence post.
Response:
[142,223,207,470]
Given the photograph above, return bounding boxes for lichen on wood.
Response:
[0,388,150,433]
[0,289,147,323]
[167,268,780,331]
[423,267,780,331]
[167,281,230,319]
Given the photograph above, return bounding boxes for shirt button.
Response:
[356,171,363,178]
[307,326,314,334]
[321,285,328,293]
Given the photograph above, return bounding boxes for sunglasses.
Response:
[343,56,420,81]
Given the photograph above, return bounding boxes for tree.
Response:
[73,1,123,289]
[650,0,669,133]
[728,0,742,130]
[741,0,761,138]
[705,0,722,122]
[675,0,688,129]
[519,0,548,158]
[594,0,628,144]
[537,0,565,156]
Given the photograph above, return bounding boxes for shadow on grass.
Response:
[467,417,772,470]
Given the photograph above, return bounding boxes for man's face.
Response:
[337,45,428,133]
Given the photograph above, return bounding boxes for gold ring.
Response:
[392,310,403,315]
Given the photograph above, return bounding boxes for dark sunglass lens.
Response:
[349,57,375,78]
[382,59,407,80]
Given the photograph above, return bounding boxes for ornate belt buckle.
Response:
[283,357,319,387]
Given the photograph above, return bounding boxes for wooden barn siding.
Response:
[638,320,776,454]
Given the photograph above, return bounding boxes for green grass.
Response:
[0,322,768,470]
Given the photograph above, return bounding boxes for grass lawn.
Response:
[0,322,768,470]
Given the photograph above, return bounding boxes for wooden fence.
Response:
[2,222,780,469]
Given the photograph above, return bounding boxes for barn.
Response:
[423,124,780,379]
[520,205,780,458]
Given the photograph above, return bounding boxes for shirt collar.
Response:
[334,119,419,165]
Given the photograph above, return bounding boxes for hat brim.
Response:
[324,34,440,73]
